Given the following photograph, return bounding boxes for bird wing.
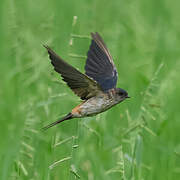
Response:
[85,32,118,91]
[44,45,102,100]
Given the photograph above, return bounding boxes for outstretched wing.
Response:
[85,32,118,91]
[44,45,102,100]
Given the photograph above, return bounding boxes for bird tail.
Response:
[42,113,73,130]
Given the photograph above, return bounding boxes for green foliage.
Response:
[0,0,180,179]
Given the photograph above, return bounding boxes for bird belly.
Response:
[73,96,117,118]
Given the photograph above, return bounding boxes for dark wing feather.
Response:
[85,32,118,91]
[44,45,102,100]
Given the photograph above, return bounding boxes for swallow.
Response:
[43,32,130,130]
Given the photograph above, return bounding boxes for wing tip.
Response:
[43,45,57,59]
[91,32,101,39]
[91,32,97,39]
[43,44,50,51]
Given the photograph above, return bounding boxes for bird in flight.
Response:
[43,32,130,130]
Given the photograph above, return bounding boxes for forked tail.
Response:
[42,113,73,130]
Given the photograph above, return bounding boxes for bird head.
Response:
[115,88,130,102]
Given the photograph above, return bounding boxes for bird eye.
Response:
[119,92,124,96]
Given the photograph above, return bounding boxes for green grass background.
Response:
[0,0,180,179]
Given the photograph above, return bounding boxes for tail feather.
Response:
[42,113,73,130]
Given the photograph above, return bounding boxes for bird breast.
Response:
[72,95,118,117]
